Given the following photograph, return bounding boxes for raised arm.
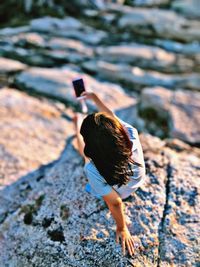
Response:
[103,189,135,256]
[80,92,116,118]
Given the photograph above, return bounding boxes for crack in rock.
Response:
[157,161,173,267]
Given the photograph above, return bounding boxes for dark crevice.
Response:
[47,225,65,242]
[157,162,173,267]
[82,203,107,219]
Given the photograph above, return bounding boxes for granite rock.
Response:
[0,57,26,74]
[0,57,27,86]
[117,7,200,43]
[0,34,94,66]
[30,16,107,45]
[0,87,74,189]
[154,39,200,56]
[139,87,200,144]
[14,67,142,126]
[87,60,200,91]
[0,131,199,266]
[172,0,200,19]
[128,0,170,7]
[0,2,199,266]
[96,44,195,73]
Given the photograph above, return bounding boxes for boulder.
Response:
[45,38,94,64]
[139,87,200,144]
[117,7,200,43]
[96,44,195,73]
[30,16,107,45]
[47,38,93,57]
[0,34,94,66]
[0,57,26,74]
[127,0,170,7]
[0,44,57,67]
[30,16,83,33]
[154,39,200,56]
[55,28,107,45]
[172,0,200,19]
[0,87,74,190]
[88,61,178,90]
[0,130,199,266]
[0,26,30,36]
[9,32,47,49]
[0,57,27,86]
[86,61,200,91]
[14,67,141,126]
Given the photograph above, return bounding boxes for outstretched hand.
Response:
[116,226,135,256]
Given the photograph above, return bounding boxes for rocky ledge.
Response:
[0,1,200,266]
[0,133,199,266]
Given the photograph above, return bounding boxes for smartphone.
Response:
[72,78,85,98]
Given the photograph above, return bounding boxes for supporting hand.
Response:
[116,226,135,256]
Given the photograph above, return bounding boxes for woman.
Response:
[73,91,146,257]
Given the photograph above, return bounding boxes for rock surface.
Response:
[0,1,200,266]
[129,0,170,7]
[0,57,26,74]
[96,44,196,73]
[0,87,74,189]
[0,57,26,86]
[86,60,200,91]
[30,16,107,45]
[0,133,199,266]
[14,66,142,127]
[172,0,200,19]
[117,7,200,43]
[139,87,200,144]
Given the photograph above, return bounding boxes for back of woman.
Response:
[73,90,146,257]
[82,113,146,200]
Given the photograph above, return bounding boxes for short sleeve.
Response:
[84,162,113,196]
[117,118,139,143]
[117,118,145,166]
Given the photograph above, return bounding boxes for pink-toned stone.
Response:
[140,87,200,144]
[0,87,74,189]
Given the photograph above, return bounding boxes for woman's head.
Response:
[80,112,135,187]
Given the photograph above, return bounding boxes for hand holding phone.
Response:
[72,78,86,98]
[72,78,88,113]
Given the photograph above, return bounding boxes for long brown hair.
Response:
[80,112,143,188]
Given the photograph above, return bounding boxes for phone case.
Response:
[72,78,85,97]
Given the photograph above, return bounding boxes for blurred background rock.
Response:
[0,1,199,266]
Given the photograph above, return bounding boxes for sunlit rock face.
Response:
[0,134,199,266]
[0,57,27,86]
[14,66,141,126]
[0,0,200,266]
[0,57,26,74]
[172,0,200,19]
[139,87,200,145]
[96,44,195,73]
[86,61,200,91]
[0,88,74,189]
[117,7,200,43]
[128,0,170,7]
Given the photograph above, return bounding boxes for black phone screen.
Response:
[72,78,85,97]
